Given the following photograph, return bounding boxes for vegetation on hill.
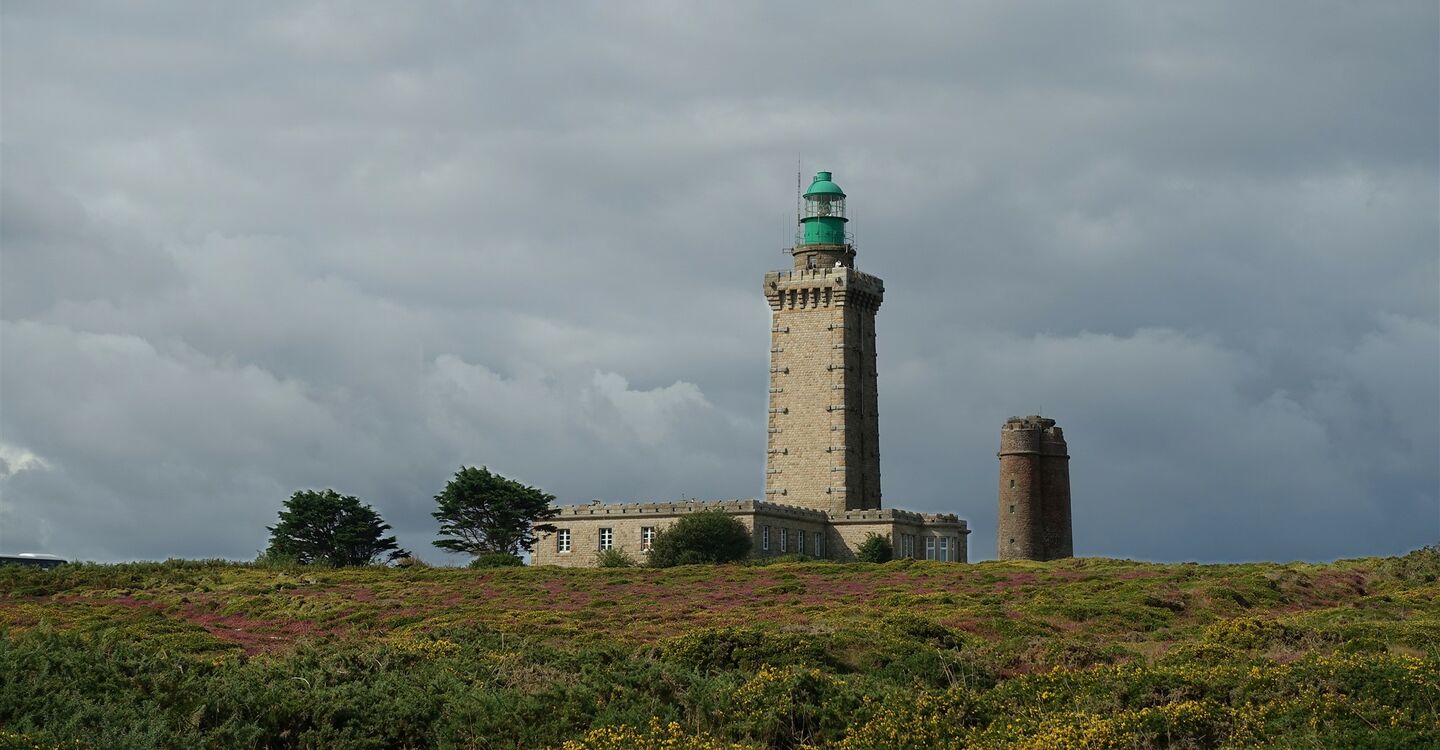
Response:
[1,548,1437,748]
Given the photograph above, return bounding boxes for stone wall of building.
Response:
[531,499,968,567]
[829,508,969,562]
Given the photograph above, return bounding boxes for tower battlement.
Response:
[999,415,1068,456]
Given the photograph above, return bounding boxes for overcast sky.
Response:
[2,2,1436,564]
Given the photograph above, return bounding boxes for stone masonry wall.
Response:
[531,500,968,567]
[531,500,832,568]
[764,260,884,515]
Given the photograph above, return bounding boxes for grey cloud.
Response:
[1,2,1434,563]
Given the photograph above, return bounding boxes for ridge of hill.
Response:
[2,549,1438,748]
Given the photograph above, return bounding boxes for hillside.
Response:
[2,550,1438,749]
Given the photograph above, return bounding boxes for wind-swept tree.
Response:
[432,466,558,558]
[266,489,404,566]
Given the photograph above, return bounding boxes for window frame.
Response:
[925,537,936,560]
[640,526,655,552]
[557,529,571,554]
[599,527,614,551]
[762,525,771,551]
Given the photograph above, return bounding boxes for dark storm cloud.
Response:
[1,1,1434,563]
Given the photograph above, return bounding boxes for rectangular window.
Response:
[641,527,655,551]
[939,537,949,562]
[780,528,789,553]
[904,535,914,559]
[599,528,613,551]
[557,529,571,554]
[1009,504,1016,514]
[814,533,823,558]
[797,530,805,555]
[762,525,771,551]
[925,537,936,560]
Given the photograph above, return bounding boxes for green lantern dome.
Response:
[800,171,848,246]
[803,171,845,199]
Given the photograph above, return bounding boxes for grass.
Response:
[1,548,1437,748]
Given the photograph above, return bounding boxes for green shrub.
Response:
[594,549,636,568]
[730,665,858,749]
[747,554,812,566]
[1202,616,1296,649]
[855,534,892,563]
[469,552,524,568]
[646,512,751,568]
[253,550,301,568]
[1378,545,1440,584]
[659,626,835,673]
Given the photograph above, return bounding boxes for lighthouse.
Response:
[763,172,885,513]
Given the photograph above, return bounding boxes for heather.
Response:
[1,549,1437,749]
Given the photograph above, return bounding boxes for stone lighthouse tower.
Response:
[997,415,1073,560]
[763,172,885,514]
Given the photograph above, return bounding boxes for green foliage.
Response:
[265,489,403,567]
[3,551,1438,748]
[646,511,752,568]
[595,548,636,568]
[1377,544,1440,584]
[854,533,892,563]
[431,466,558,557]
[746,553,813,566]
[729,666,860,749]
[659,626,836,673]
[1202,616,1298,649]
[469,552,524,568]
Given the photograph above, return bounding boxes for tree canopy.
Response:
[265,489,404,566]
[431,466,558,557]
[646,511,752,567]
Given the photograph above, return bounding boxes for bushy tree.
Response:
[469,552,524,569]
[647,511,752,568]
[432,466,558,557]
[855,533,893,563]
[265,489,403,566]
[595,548,636,568]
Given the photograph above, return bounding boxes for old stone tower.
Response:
[997,415,1073,560]
[763,172,885,514]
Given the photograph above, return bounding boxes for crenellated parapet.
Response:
[763,267,884,313]
[553,498,830,523]
[999,415,1068,458]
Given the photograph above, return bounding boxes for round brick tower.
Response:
[997,415,1072,560]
